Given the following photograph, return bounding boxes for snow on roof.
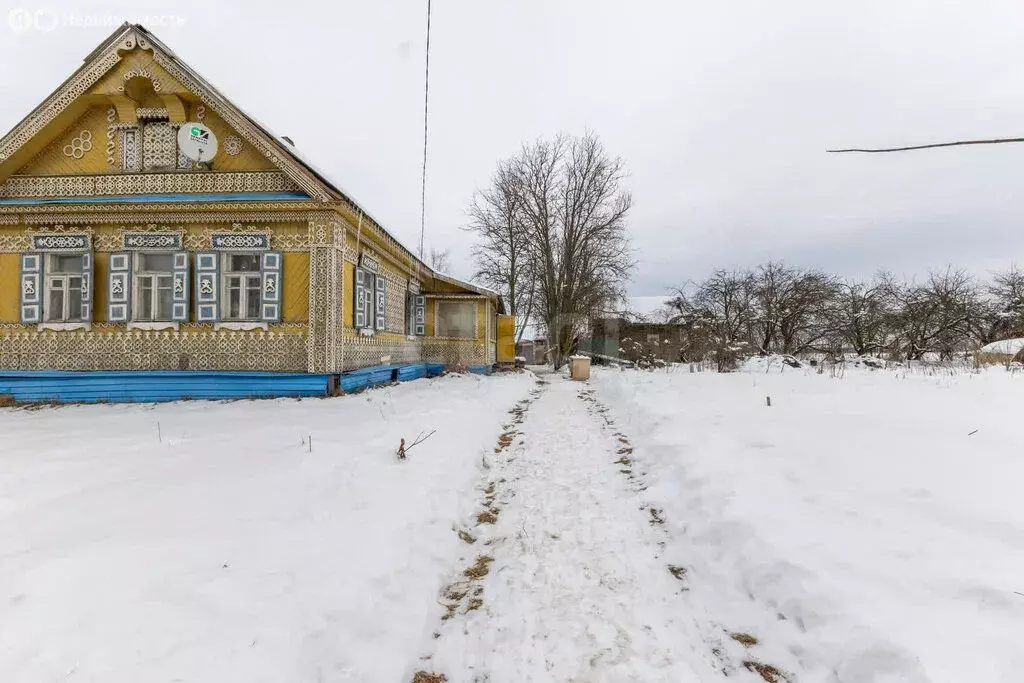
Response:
[980,338,1024,355]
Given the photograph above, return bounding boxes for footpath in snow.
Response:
[417,375,733,682]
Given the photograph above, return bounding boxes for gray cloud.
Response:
[2,0,1023,294]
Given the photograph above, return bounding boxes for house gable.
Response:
[0,25,333,201]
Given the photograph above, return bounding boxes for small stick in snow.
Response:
[157,421,162,443]
[766,395,772,407]
[398,430,437,460]
[308,435,312,453]
[1013,591,1024,597]
[968,429,978,436]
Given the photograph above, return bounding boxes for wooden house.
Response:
[0,24,507,401]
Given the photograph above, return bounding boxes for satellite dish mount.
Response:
[177,123,219,170]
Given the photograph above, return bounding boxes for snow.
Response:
[4,364,1023,682]
[594,364,1024,682]
[0,373,534,682]
[980,337,1024,355]
[423,377,713,680]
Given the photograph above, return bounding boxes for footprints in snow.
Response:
[576,386,792,683]
[413,379,546,683]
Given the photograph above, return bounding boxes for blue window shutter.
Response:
[171,251,190,322]
[375,275,386,331]
[19,253,42,324]
[80,251,93,321]
[261,251,282,322]
[355,267,366,328]
[415,295,426,336]
[107,252,131,323]
[195,251,219,323]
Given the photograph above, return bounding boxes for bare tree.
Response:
[466,160,537,343]
[824,278,890,357]
[429,247,451,273]
[747,262,836,355]
[980,265,1024,343]
[506,132,633,369]
[668,270,755,366]
[880,268,980,360]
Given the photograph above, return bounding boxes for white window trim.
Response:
[215,321,268,332]
[132,254,176,323]
[220,252,263,322]
[42,254,87,324]
[128,321,179,331]
[37,322,91,332]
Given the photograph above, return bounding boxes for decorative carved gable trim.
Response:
[0,25,333,203]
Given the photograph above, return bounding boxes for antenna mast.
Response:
[418,0,433,260]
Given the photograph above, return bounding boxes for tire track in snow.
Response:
[415,375,714,682]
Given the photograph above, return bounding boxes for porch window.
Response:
[436,301,477,339]
[134,253,174,321]
[222,253,262,321]
[44,254,84,322]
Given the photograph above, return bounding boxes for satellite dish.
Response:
[177,123,219,162]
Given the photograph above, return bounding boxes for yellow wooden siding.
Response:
[343,261,354,328]
[0,253,18,323]
[195,107,276,171]
[282,252,309,322]
[425,298,435,336]
[497,315,516,362]
[17,107,111,176]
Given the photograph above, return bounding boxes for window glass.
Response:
[436,301,477,339]
[224,273,261,320]
[140,253,174,272]
[68,277,83,319]
[47,282,64,321]
[156,275,173,320]
[138,278,154,320]
[246,278,261,318]
[227,276,243,319]
[228,254,260,272]
[52,254,81,273]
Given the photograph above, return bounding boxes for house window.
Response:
[44,253,84,322]
[436,301,477,339]
[134,253,174,321]
[223,253,262,320]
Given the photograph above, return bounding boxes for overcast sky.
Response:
[2,0,1024,295]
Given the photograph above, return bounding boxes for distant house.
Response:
[583,315,683,364]
[515,338,549,365]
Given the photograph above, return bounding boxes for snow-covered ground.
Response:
[595,363,1024,683]
[3,364,1022,682]
[0,373,534,682]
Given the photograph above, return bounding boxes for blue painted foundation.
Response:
[339,362,445,393]
[0,362,467,404]
[0,370,329,403]
[468,365,493,376]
